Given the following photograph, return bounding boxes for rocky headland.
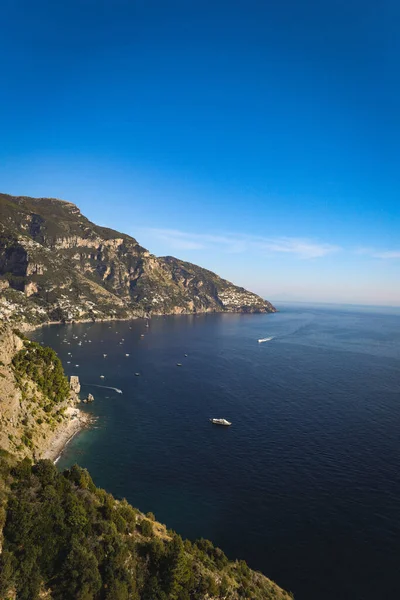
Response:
[0,324,89,462]
[0,193,290,600]
[0,192,276,326]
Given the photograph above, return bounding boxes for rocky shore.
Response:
[41,405,91,463]
[0,325,92,463]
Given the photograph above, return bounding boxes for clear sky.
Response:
[1,0,399,305]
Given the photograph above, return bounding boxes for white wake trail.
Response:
[81,383,123,394]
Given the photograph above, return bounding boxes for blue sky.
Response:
[1,0,399,305]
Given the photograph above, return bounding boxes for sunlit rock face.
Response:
[0,192,276,325]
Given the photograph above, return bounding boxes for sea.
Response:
[30,303,400,600]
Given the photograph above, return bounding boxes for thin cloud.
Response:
[144,228,340,259]
[151,230,205,250]
[254,237,339,258]
[356,247,400,259]
[374,251,400,259]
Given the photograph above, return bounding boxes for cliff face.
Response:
[0,193,276,325]
[0,324,80,460]
[0,326,24,453]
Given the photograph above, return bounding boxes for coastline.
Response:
[26,307,276,464]
[17,305,277,334]
[20,314,141,333]
[41,405,92,464]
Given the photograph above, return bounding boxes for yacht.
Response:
[209,418,232,426]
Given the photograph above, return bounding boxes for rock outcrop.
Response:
[0,324,82,460]
[0,193,276,325]
[69,375,81,394]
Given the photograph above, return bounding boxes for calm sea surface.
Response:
[31,303,400,600]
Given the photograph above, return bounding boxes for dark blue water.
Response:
[31,304,400,600]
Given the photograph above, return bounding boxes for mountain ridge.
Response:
[0,192,276,325]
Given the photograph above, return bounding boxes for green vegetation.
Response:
[0,319,286,599]
[12,340,69,404]
[0,328,74,459]
[0,456,291,600]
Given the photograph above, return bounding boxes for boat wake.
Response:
[258,337,274,343]
[82,383,123,394]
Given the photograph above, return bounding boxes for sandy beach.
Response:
[41,405,92,463]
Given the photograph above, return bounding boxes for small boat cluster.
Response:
[58,319,233,427]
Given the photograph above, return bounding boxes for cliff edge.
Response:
[0,324,86,460]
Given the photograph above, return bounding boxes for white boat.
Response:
[258,337,273,343]
[125,353,130,357]
[100,375,105,378]
[209,418,232,426]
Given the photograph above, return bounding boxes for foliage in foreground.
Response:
[12,339,70,404]
[0,456,292,600]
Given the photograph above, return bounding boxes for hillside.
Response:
[0,456,292,600]
[0,193,276,325]
[0,324,88,462]
[0,327,292,599]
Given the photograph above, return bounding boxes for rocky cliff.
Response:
[0,193,276,325]
[0,324,85,460]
